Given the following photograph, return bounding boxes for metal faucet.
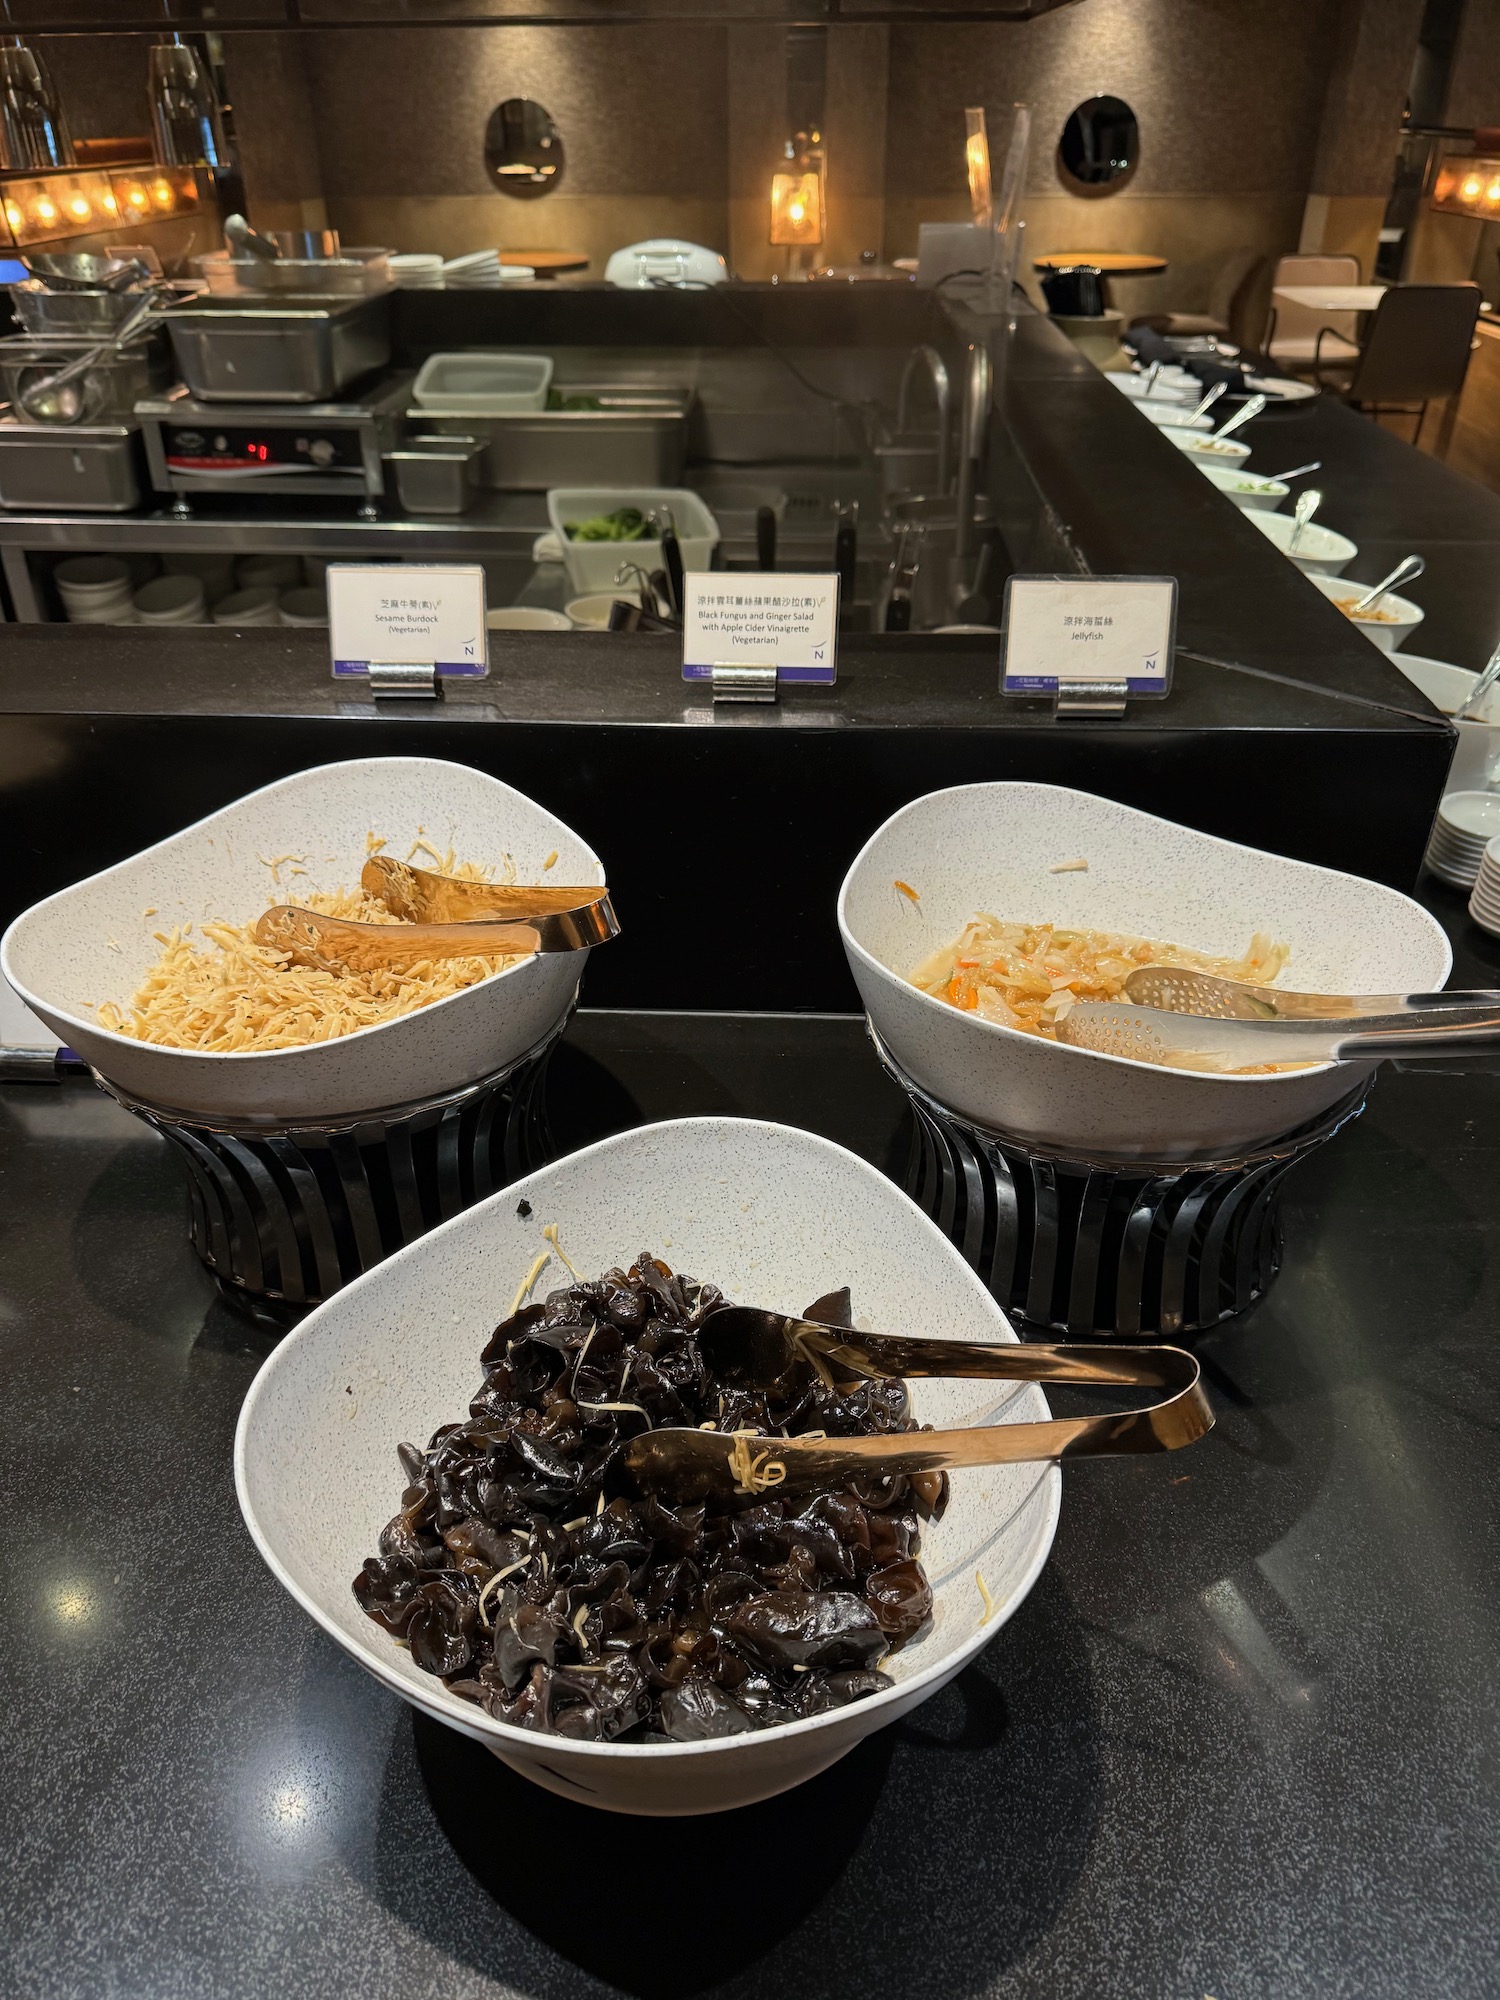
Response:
[896,344,952,494]
[954,340,991,567]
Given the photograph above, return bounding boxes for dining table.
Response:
[1032,252,1168,276]
[1272,283,1388,315]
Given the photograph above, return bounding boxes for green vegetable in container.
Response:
[565,507,650,542]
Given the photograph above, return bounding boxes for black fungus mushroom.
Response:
[353,1253,937,1742]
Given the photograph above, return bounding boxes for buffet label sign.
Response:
[682,574,839,684]
[328,563,489,678]
[1000,575,1177,697]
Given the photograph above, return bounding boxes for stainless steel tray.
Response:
[0,334,171,424]
[0,416,144,511]
[162,294,391,404]
[405,387,691,490]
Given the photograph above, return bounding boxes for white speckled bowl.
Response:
[235,1117,1059,1816]
[838,784,1451,1160]
[1,758,602,1121]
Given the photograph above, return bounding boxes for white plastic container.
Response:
[412,351,553,413]
[547,487,720,596]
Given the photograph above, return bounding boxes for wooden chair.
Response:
[1263,253,1362,375]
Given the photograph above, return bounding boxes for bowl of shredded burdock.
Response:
[235,1117,1061,1815]
[1,756,604,1121]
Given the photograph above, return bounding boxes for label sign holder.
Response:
[683,573,839,697]
[327,563,489,700]
[999,574,1177,719]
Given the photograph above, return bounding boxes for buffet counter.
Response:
[3,877,1497,1998]
[0,624,1455,1013]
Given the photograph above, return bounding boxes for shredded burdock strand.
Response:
[909,918,1293,1073]
[353,1258,947,1744]
[96,846,530,1052]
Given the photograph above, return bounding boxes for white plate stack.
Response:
[1468,836,1500,935]
[278,586,328,627]
[389,253,445,289]
[237,553,302,593]
[1424,790,1500,888]
[55,555,135,624]
[441,250,532,288]
[212,586,281,627]
[133,574,205,626]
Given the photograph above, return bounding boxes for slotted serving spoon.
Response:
[604,1306,1212,1505]
[1124,966,1500,1020]
[1055,999,1500,1069]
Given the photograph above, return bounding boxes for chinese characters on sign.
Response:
[682,573,839,684]
[1000,576,1177,697]
[327,564,489,679]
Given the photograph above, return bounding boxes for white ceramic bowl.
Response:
[838,783,1451,1160]
[1247,510,1357,576]
[1308,573,1424,652]
[235,1116,1060,1816]
[1391,655,1500,791]
[1166,432,1251,465]
[1196,463,1289,510]
[486,606,573,632]
[2,757,602,1121]
[566,589,643,629]
[547,488,720,597]
[1139,404,1211,431]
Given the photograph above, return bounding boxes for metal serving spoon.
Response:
[1209,391,1267,441]
[1055,999,1500,1068]
[1261,460,1322,483]
[1287,485,1322,555]
[1352,553,1425,614]
[1185,380,1226,423]
[15,291,160,424]
[1124,966,1500,1021]
[361,854,604,924]
[604,1309,1211,1505]
[223,212,281,262]
[1456,640,1500,722]
[254,891,618,973]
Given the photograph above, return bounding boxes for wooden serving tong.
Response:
[255,855,618,973]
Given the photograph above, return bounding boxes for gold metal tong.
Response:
[254,854,618,972]
[604,1306,1213,1504]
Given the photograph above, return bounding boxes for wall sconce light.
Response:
[769,167,824,247]
[1431,150,1500,218]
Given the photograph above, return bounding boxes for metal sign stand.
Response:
[367,662,443,700]
[711,662,778,704]
[1054,678,1128,719]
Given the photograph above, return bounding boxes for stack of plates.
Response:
[55,555,135,625]
[389,253,445,289]
[163,551,234,605]
[1424,790,1500,888]
[237,554,302,593]
[278,586,328,627]
[1469,836,1500,936]
[133,574,205,625]
[212,586,281,628]
[442,250,533,288]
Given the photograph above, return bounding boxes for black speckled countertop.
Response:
[3,876,1499,1999]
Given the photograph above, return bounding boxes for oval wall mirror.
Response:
[484,98,565,199]
[1056,95,1139,192]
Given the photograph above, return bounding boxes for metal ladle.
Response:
[223,212,281,261]
[1287,485,1322,555]
[602,1306,1212,1505]
[1352,553,1425,616]
[15,291,160,425]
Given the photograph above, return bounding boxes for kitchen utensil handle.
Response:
[1338,1005,1500,1054]
[791,1330,1198,1386]
[756,505,777,572]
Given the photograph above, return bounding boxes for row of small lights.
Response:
[0,171,197,246]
